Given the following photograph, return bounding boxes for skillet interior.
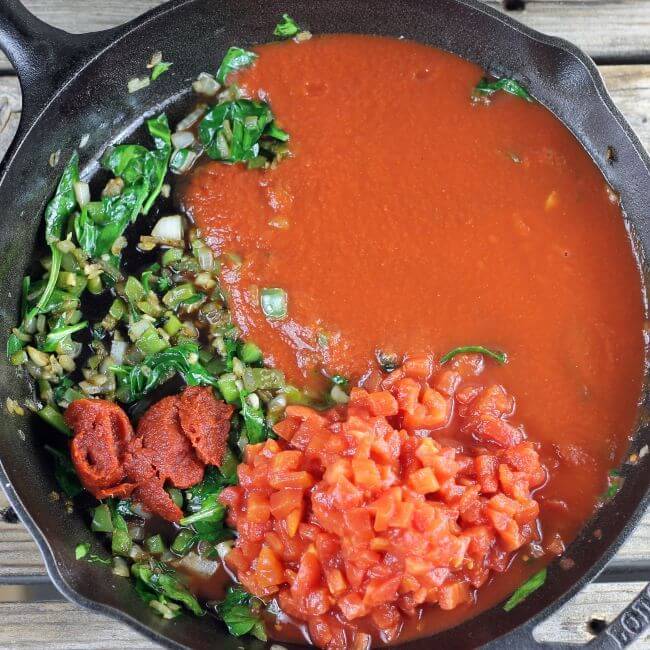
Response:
[0,1,649,648]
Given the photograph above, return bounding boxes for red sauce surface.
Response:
[182,35,645,640]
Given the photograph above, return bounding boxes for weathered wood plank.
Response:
[0,583,648,648]
[0,0,647,73]
[534,582,650,647]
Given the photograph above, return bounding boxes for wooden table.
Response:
[0,1,649,647]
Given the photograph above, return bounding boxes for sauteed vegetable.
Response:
[5,16,644,650]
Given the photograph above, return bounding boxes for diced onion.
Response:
[112,556,130,578]
[128,77,150,93]
[331,384,349,404]
[110,340,129,365]
[151,215,184,242]
[170,148,197,174]
[192,72,220,97]
[171,130,195,149]
[197,246,214,271]
[216,540,234,560]
[73,181,90,208]
[128,319,151,342]
[260,287,288,320]
[128,543,146,561]
[176,106,206,131]
[174,551,219,577]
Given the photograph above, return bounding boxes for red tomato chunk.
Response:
[221,359,546,648]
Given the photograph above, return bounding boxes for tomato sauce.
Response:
[182,35,646,641]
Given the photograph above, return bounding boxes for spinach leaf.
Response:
[6,333,23,357]
[239,390,268,444]
[440,345,507,365]
[475,77,532,102]
[274,13,302,39]
[216,586,267,641]
[75,543,90,560]
[151,61,173,81]
[44,445,83,497]
[111,342,219,402]
[77,115,171,258]
[181,467,228,535]
[41,321,88,353]
[503,568,546,611]
[28,154,80,320]
[216,47,257,85]
[75,190,142,257]
[132,562,204,616]
[198,99,289,163]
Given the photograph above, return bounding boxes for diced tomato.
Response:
[408,467,440,494]
[269,488,304,519]
[246,493,271,523]
[292,550,321,598]
[434,369,461,397]
[351,456,382,490]
[220,364,546,646]
[331,476,364,509]
[273,416,300,441]
[415,437,440,466]
[256,546,284,588]
[475,455,499,493]
[343,508,374,542]
[338,592,368,620]
[439,580,471,610]
[269,470,315,490]
[403,354,433,379]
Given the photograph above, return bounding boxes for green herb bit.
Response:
[503,568,547,611]
[6,333,24,358]
[601,469,624,500]
[216,47,258,85]
[217,586,267,641]
[242,367,285,392]
[331,374,349,389]
[171,529,196,555]
[239,341,263,364]
[274,13,302,38]
[75,543,90,560]
[38,404,72,436]
[132,563,204,616]
[111,509,133,557]
[260,287,287,320]
[91,504,114,533]
[41,321,88,353]
[111,342,218,402]
[151,61,173,81]
[145,534,166,555]
[77,115,171,259]
[475,77,533,102]
[376,350,399,373]
[217,374,240,404]
[198,99,289,164]
[28,154,80,322]
[240,390,269,444]
[440,345,507,365]
[44,445,83,497]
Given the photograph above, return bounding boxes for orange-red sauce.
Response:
[182,34,645,641]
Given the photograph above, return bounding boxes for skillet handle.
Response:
[0,0,119,128]
[586,583,650,649]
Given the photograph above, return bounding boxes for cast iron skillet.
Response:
[0,0,649,648]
